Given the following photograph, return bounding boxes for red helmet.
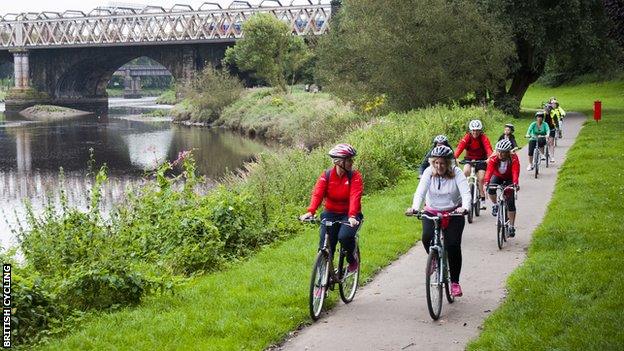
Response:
[328,143,357,158]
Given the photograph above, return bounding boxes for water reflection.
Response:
[0,99,270,247]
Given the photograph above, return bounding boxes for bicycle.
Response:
[406,210,464,320]
[459,160,487,224]
[527,135,548,178]
[558,118,564,139]
[487,184,517,250]
[304,217,362,321]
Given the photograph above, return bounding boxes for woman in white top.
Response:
[406,145,470,297]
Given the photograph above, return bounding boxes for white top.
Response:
[412,166,471,212]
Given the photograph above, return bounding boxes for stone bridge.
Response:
[113,65,172,99]
[0,1,335,114]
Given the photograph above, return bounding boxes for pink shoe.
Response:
[347,260,359,274]
[451,282,463,297]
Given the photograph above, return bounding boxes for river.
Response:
[0,97,269,248]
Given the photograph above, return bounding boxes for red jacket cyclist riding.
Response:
[484,139,521,237]
[300,143,363,273]
[454,119,493,206]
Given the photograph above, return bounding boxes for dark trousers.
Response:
[319,211,363,263]
[422,215,465,283]
[487,175,516,211]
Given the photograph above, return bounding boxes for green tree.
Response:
[224,13,310,92]
[478,0,621,98]
[316,0,514,112]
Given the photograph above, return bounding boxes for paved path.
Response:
[278,113,586,351]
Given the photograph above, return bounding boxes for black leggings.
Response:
[487,175,516,211]
[422,214,465,283]
[528,138,546,157]
[319,212,363,263]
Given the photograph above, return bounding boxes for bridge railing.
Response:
[0,3,331,49]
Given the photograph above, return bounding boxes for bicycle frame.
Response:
[316,219,361,287]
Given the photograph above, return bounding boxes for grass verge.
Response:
[468,82,624,350]
[38,172,419,350]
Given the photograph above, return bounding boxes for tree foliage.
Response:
[316,0,514,112]
[478,0,621,96]
[224,13,310,92]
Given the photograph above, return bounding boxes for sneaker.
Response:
[480,197,486,210]
[508,226,516,237]
[491,204,498,217]
[541,155,546,161]
[526,165,533,171]
[550,159,556,164]
[451,282,463,297]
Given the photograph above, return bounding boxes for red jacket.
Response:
[307,167,363,217]
[454,133,493,160]
[485,154,520,185]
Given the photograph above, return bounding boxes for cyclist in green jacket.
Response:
[525,111,550,171]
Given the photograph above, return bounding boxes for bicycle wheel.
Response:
[534,152,539,178]
[467,184,475,223]
[425,250,443,320]
[339,245,359,303]
[475,194,481,217]
[309,251,329,321]
[545,145,550,168]
[443,253,454,304]
[496,203,505,250]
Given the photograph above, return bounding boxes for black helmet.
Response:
[504,123,515,132]
[430,145,454,159]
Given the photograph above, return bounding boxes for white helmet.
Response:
[495,139,513,152]
[468,119,483,131]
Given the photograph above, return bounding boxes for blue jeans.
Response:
[318,211,363,264]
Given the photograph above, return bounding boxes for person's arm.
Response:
[484,157,495,185]
[348,171,364,218]
[411,167,431,210]
[510,135,518,148]
[526,123,535,138]
[419,149,432,175]
[306,171,328,215]
[560,107,566,118]
[545,123,550,135]
[482,134,493,157]
[454,134,468,159]
[454,167,471,212]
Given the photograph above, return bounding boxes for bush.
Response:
[494,95,521,117]
[177,67,244,123]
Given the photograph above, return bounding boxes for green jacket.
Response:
[526,121,550,141]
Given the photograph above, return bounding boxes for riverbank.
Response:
[172,87,363,149]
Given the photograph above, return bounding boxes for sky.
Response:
[0,0,235,15]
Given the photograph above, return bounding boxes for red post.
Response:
[594,100,602,121]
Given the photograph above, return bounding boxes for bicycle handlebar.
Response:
[458,160,487,165]
[405,211,466,221]
[301,217,354,227]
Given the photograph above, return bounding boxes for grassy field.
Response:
[468,80,624,350]
[38,173,418,350]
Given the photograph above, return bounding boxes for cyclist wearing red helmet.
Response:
[300,143,363,273]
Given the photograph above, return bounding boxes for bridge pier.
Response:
[11,50,30,89]
[123,74,142,99]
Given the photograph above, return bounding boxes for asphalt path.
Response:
[277,113,586,351]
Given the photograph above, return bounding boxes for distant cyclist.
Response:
[419,134,454,175]
[543,103,560,163]
[550,98,566,139]
[454,119,493,209]
[406,145,470,297]
[300,143,363,274]
[484,139,520,237]
[525,111,550,171]
[497,123,518,149]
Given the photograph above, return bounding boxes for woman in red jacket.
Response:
[300,143,363,273]
[484,139,520,237]
[454,119,493,208]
